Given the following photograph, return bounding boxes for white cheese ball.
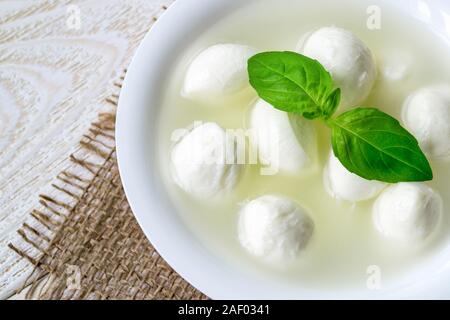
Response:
[324,152,386,202]
[182,43,258,100]
[249,99,317,175]
[238,195,314,261]
[402,85,450,160]
[170,122,241,198]
[373,183,442,242]
[300,27,377,108]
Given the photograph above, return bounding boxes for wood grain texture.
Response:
[0,0,173,299]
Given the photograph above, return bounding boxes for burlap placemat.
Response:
[9,76,207,298]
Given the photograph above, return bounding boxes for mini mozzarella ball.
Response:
[373,183,442,242]
[238,195,314,261]
[324,152,386,202]
[182,44,258,100]
[170,122,241,198]
[402,85,450,160]
[249,99,317,174]
[300,27,377,108]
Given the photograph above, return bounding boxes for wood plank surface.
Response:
[0,0,172,299]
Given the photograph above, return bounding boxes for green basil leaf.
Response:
[248,51,340,119]
[330,107,433,183]
[322,88,341,119]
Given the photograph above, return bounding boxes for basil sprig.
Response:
[248,51,340,119]
[248,51,432,183]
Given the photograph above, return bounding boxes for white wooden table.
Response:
[0,0,171,299]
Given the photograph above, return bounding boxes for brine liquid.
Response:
[156,0,450,290]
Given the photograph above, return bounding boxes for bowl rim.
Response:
[116,0,450,299]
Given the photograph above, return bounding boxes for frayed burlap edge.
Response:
[8,54,207,299]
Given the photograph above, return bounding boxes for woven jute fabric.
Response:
[9,80,208,299]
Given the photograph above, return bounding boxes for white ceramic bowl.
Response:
[116,0,450,299]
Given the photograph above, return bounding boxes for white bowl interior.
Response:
[116,0,450,299]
